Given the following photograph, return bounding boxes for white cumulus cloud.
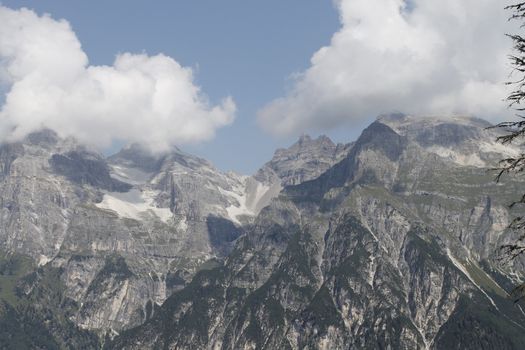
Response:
[258,0,517,136]
[0,6,236,151]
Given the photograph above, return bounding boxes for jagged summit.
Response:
[295,133,334,148]
[289,133,337,151]
[376,114,519,168]
[110,142,220,176]
[109,143,167,173]
[378,114,494,147]
[2,116,525,349]
[255,134,352,187]
[109,115,525,349]
[24,128,60,146]
[377,113,492,129]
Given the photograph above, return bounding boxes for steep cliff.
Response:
[1,116,525,349]
[111,115,525,349]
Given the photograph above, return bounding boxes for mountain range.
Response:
[1,114,525,349]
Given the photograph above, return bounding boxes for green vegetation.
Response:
[463,260,508,298]
[434,295,525,349]
[303,285,344,332]
[0,252,34,306]
[0,250,100,349]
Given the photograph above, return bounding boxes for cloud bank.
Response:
[258,0,516,136]
[0,6,235,151]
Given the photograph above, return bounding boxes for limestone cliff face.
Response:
[0,127,348,337]
[255,134,352,187]
[2,116,525,349]
[0,132,269,334]
[111,116,525,350]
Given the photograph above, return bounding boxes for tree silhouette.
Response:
[493,3,525,264]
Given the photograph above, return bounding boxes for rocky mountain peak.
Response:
[108,115,525,350]
[110,143,219,176]
[3,116,525,349]
[24,128,60,147]
[378,113,491,128]
[288,134,336,154]
[297,133,312,143]
[378,114,492,143]
[377,114,520,168]
[50,149,132,192]
[255,134,352,187]
[353,120,407,161]
[109,143,167,173]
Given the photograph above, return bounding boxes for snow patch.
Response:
[96,188,172,223]
[220,185,250,224]
[219,179,274,224]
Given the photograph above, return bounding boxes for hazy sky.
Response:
[0,0,518,174]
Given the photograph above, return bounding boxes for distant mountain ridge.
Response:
[0,124,349,341]
[0,115,524,349]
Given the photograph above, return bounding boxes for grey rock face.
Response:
[0,130,86,262]
[3,116,525,349]
[108,143,165,173]
[110,116,525,350]
[51,150,132,192]
[380,114,517,167]
[0,131,324,336]
[255,134,352,187]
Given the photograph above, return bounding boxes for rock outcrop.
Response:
[2,116,525,349]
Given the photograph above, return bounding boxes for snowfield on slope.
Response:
[96,188,172,223]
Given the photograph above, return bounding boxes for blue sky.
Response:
[2,0,357,174]
[0,1,514,174]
